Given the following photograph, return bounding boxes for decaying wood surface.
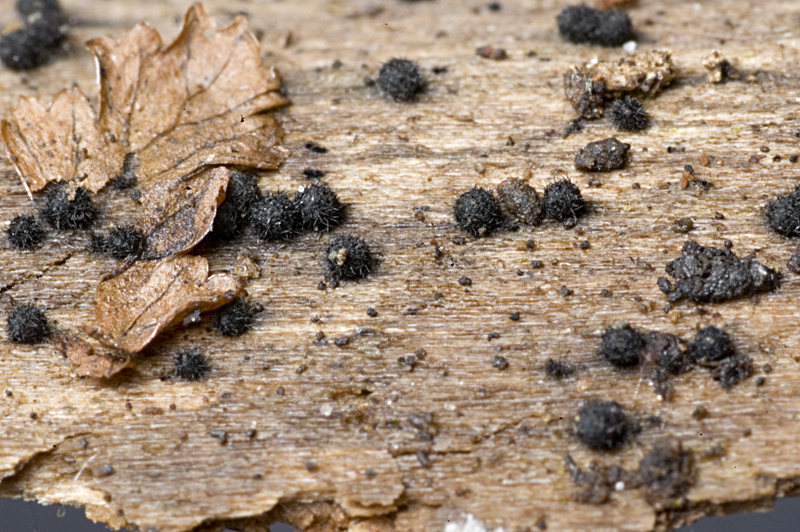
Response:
[2,0,800,530]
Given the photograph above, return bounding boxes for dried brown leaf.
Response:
[89,255,243,353]
[51,333,132,378]
[1,2,288,195]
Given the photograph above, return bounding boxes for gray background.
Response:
[2,497,799,532]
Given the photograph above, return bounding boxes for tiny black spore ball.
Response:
[0,0,65,71]
[90,226,142,260]
[172,348,211,381]
[7,304,49,343]
[6,214,44,249]
[557,5,633,47]
[692,326,734,365]
[295,183,344,232]
[41,183,96,230]
[542,179,586,226]
[453,187,503,237]
[765,185,800,238]
[325,234,374,281]
[598,323,644,368]
[378,58,424,102]
[212,298,257,337]
[251,192,301,242]
[575,400,629,451]
[611,96,649,132]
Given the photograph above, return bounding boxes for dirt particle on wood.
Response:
[495,178,544,226]
[575,137,630,172]
[702,50,741,83]
[556,5,632,47]
[378,58,425,102]
[476,45,508,60]
[672,218,694,234]
[491,355,508,370]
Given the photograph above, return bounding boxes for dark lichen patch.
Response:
[325,234,374,281]
[173,348,210,381]
[657,241,781,304]
[495,179,543,226]
[6,213,44,249]
[41,183,96,230]
[542,179,586,227]
[557,5,633,47]
[378,58,424,102]
[545,358,577,378]
[765,184,800,238]
[574,399,630,451]
[295,183,344,233]
[7,304,49,343]
[643,332,692,374]
[453,187,503,237]
[212,297,259,337]
[691,326,734,365]
[598,323,643,368]
[574,138,630,172]
[0,0,66,71]
[610,96,649,132]
[631,438,694,508]
[251,192,301,242]
[90,226,142,260]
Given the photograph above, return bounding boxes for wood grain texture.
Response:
[2,0,800,531]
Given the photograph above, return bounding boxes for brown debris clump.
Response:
[702,50,741,83]
[52,333,132,378]
[563,50,675,118]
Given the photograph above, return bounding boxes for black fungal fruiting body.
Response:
[41,183,96,230]
[212,171,262,239]
[575,400,629,451]
[495,179,543,226]
[6,214,44,249]
[173,348,211,381]
[765,185,800,237]
[212,298,257,337]
[633,438,694,505]
[691,326,734,365]
[598,323,643,368]
[325,234,374,281]
[110,153,139,190]
[0,1,65,71]
[295,183,344,232]
[251,193,301,242]
[378,58,424,102]
[453,187,503,237]
[7,304,49,343]
[657,241,781,304]
[542,179,586,227]
[610,96,649,132]
[90,226,142,260]
[574,137,630,172]
[557,5,633,47]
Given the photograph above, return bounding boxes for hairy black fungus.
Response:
[574,138,630,172]
[295,183,344,233]
[598,323,643,368]
[712,355,753,389]
[453,187,503,237]
[378,58,424,102]
[542,179,586,226]
[212,298,258,337]
[6,214,44,249]
[643,332,692,374]
[213,171,263,239]
[90,226,142,260]
[765,185,800,237]
[41,183,96,230]
[251,192,301,242]
[325,234,374,281]
[495,178,543,226]
[691,326,734,365]
[557,5,633,47]
[610,96,649,131]
[657,241,781,304]
[545,358,577,378]
[173,348,210,381]
[0,5,65,71]
[632,438,694,507]
[574,399,629,451]
[7,304,49,343]
[110,153,139,190]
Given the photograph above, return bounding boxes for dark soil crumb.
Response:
[487,2,501,11]
[6,213,44,249]
[643,332,692,374]
[545,358,577,378]
[251,192,301,242]
[303,169,325,180]
[304,141,328,154]
[712,355,753,389]
[788,246,800,273]
[491,355,508,370]
[691,326,734,365]
[672,218,693,234]
[495,179,543,226]
[692,406,708,420]
[90,226,142,260]
[295,183,344,233]
[453,187,503,237]
[208,429,227,445]
[562,117,584,138]
[325,234,374,281]
[557,5,632,47]
[610,96,649,132]
[531,260,544,268]
[211,171,262,239]
[598,323,643,368]
[378,58,424,102]
[560,285,573,296]
[431,66,448,74]
[542,179,586,226]
[213,298,258,337]
[574,399,629,451]
[702,50,741,83]
[657,241,781,304]
[765,185,800,237]
[41,183,96,230]
[7,304,49,343]
[632,438,694,508]
[459,276,472,286]
[476,45,507,60]
[0,0,65,71]
[509,311,520,321]
[367,308,378,317]
[756,376,766,386]
[564,454,625,504]
[173,348,211,380]
[574,137,630,172]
